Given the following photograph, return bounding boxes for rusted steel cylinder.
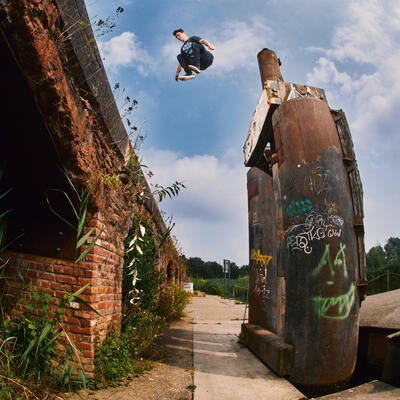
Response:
[247,48,283,332]
[272,97,360,388]
[247,168,280,332]
[257,48,283,86]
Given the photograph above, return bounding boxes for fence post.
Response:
[387,270,390,292]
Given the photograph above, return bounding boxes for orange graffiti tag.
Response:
[251,249,272,268]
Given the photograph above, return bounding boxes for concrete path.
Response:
[186,295,304,400]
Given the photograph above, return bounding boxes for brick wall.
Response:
[4,211,125,375]
[0,0,186,376]
[3,208,185,375]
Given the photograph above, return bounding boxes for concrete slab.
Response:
[360,289,400,330]
[187,296,305,400]
[316,380,400,399]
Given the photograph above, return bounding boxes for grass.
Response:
[192,276,249,301]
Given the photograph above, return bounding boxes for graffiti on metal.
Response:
[311,243,348,280]
[312,283,355,320]
[311,243,355,320]
[304,163,332,198]
[285,199,313,217]
[251,249,272,267]
[285,209,343,254]
[252,212,259,226]
[254,265,269,299]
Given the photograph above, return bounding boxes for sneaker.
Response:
[179,74,196,81]
[188,65,201,74]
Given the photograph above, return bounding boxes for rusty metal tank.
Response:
[272,97,360,388]
[242,48,365,392]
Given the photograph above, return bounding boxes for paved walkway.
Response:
[186,295,304,400]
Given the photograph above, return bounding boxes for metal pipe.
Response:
[257,48,283,87]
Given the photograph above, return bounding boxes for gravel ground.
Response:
[67,315,194,400]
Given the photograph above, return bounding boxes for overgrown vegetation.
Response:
[0,175,103,398]
[0,282,98,398]
[193,276,249,301]
[92,214,189,388]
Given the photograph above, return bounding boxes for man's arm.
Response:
[199,38,215,51]
[175,64,182,81]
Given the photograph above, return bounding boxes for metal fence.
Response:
[367,271,400,295]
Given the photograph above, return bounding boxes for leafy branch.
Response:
[153,181,186,202]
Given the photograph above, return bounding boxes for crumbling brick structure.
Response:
[0,0,185,374]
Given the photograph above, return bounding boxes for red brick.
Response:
[85,254,104,263]
[60,284,72,292]
[77,278,91,286]
[73,310,98,319]
[64,316,80,325]
[40,272,55,281]
[73,268,84,277]
[85,270,100,278]
[57,275,76,284]
[57,259,75,267]
[88,219,103,229]
[40,280,51,288]
[70,325,94,335]
[81,350,95,358]
[53,265,63,274]
[75,342,95,351]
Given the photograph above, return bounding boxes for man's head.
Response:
[173,29,189,42]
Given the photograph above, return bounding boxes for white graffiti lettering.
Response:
[285,209,344,254]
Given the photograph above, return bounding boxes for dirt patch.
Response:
[67,316,194,400]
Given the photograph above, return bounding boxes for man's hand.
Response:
[175,64,182,81]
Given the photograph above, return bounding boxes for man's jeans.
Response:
[177,42,213,74]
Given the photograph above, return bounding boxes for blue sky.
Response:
[85,0,400,266]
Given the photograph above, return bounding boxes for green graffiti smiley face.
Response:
[311,243,355,320]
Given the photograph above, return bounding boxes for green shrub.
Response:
[93,306,163,388]
[193,276,249,299]
[158,285,190,322]
[93,326,135,388]
[93,213,190,388]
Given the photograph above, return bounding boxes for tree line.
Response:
[366,237,400,279]
[184,236,400,287]
[183,256,249,280]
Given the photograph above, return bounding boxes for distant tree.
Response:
[366,236,400,280]
[239,264,249,276]
[384,237,400,274]
[186,257,223,279]
[204,261,223,278]
[186,256,205,278]
[366,245,386,280]
[229,262,240,279]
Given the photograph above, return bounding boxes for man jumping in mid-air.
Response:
[173,29,215,81]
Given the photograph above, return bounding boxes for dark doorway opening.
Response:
[0,29,75,260]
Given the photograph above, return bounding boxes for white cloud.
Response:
[306,0,400,250]
[141,147,249,265]
[98,31,155,75]
[207,19,273,76]
[306,0,400,147]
